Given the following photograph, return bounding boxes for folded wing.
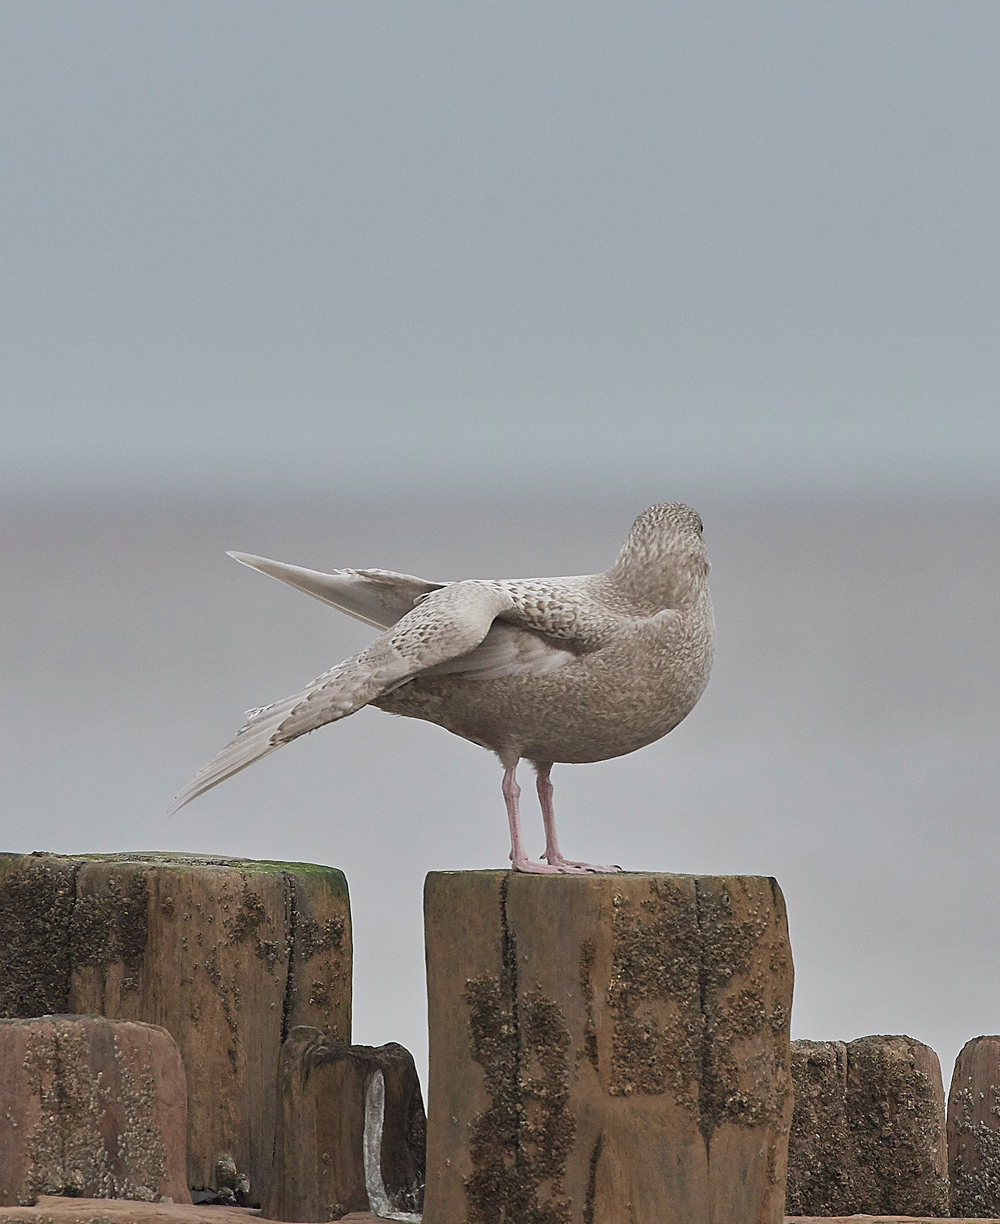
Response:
[169,580,516,812]
[422,621,575,680]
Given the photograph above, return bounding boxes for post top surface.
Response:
[2,849,349,896]
[424,868,780,883]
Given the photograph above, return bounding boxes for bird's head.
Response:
[608,502,710,610]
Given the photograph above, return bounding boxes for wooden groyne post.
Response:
[423,870,794,1224]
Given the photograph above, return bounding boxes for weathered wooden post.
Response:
[423,870,794,1224]
[264,1026,426,1221]
[786,1033,949,1218]
[845,1034,948,1217]
[785,1039,856,1216]
[948,1034,1000,1218]
[0,851,352,1204]
[0,1015,190,1206]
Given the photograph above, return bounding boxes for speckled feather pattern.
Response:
[374,575,710,766]
[170,503,714,811]
[375,503,714,766]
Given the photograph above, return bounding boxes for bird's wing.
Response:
[169,580,516,812]
[228,552,446,629]
[421,621,576,680]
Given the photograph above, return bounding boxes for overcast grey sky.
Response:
[2,0,999,495]
[2,1,1000,1103]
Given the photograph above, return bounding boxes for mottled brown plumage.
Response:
[171,503,714,873]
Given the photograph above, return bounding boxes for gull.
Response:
[171,503,715,874]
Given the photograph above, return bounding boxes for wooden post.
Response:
[264,1027,426,1221]
[0,852,352,1204]
[845,1034,948,1217]
[947,1035,1000,1218]
[787,1034,949,1218]
[0,1015,189,1207]
[423,871,794,1224]
[785,1039,856,1216]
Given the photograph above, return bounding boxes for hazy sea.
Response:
[2,487,998,1093]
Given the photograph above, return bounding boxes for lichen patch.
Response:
[17,1020,168,1204]
[71,872,150,994]
[0,857,79,1018]
[694,879,791,1141]
[462,879,575,1224]
[607,877,702,1104]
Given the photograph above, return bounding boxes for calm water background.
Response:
[3,486,997,1092]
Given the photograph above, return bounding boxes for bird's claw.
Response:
[511,854,623,874]
[511,857,590,875]
[546,857,622,873]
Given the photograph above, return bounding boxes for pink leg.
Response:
[535,763,622,874]
[504,763,586,874]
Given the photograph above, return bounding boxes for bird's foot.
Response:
[510,855,591,875]
[544,855,622,874]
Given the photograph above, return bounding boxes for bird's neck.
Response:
[604,551,709,614]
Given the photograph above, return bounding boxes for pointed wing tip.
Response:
[165,772,231,819]
[164,783,205,818]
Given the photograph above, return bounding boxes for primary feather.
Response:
[170,579,516,812]
[227,552,445,630]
